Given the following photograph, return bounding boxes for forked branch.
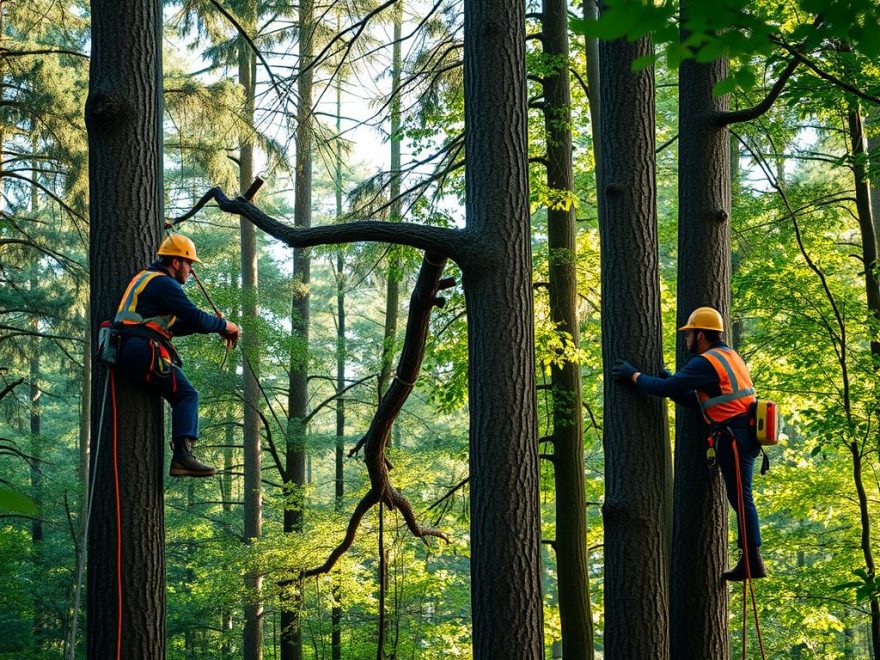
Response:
[298,252,454,579]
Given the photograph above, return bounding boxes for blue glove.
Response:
[611,359,638,383]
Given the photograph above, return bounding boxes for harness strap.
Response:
[699,387,756,411]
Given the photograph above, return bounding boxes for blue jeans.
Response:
[716,423,762,548]
[116,336,199,440]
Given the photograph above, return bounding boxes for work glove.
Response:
[611,359,637,383]
[220,320,240,342]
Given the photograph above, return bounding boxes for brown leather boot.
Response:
[169,437,216,478]
[723,547,766,581]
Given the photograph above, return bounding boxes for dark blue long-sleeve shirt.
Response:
[133,263,227,337]
[634,341,733,409]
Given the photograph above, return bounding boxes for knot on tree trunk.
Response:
[84,90,131,129]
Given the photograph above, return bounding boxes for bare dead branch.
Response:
[297,253,453,579]
[183,184,467,263]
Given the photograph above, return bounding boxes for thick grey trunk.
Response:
[597,23,671,657]
[463,1,543,655]
[85,0,166,655]
[672,13,730,656]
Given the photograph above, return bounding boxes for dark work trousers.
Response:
[116,336,199,440]
[715,420,762,549]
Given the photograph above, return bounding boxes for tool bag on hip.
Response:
[748,400,780,446]
[96,321,120,364]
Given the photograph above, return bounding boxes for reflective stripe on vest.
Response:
[114,270,177,339]
[698,347,756,424]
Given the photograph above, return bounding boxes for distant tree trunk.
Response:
[730,134,744,351]
[867,111,880,251]
[378,4,403,406]
[540,0,593,656]
[85,0,166,656]
[463,1,543,655]
[846,103,880,362]
[238,20,264,659]
[672,6,730,656]
[597,21,671,658]
[30,288,44,651]
[845,102,880,660]
[30,170,45,648]
[282,0,313,655]
[332,70,345,660]
[583,0,600,179]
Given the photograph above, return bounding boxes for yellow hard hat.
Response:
[678,306,724,332]
[157,233,202,264]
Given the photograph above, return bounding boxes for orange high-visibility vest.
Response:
[114,270,177,339]
[698,347,756,424]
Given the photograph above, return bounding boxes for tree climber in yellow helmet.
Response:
[612,306,766,581]
[113,234,239,477]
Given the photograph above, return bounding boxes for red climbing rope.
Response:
[732,436,766,660]
[110,367,122,660]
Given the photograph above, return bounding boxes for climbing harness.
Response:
[731,432,766,660]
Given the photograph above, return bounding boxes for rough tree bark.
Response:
[597,20,671,658]
[282,0,313,655]
[540,0,593,656]
[672,8,731,656]
[238,13,264,658]
[85,0,166,655]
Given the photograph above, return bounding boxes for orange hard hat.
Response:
[157,233,202,264]
[678,306,724,332]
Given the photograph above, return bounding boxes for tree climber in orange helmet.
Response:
[113,234,239,477]
[612,306,766,581]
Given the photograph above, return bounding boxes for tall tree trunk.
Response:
[867,110,880,252]
[332,69,345,660]
[583,0,600,180]
[30,172,45,649]
[377,9,404,653]
[672,8,730,656]
[378,3,403,404]
[239,22,264,660]
[30,286,44,651]
[282,0,313,655]
[597,22,671,658]
[845,103,880,659]
[462,1,543,655]
[540,0,593,656]
[847,104,880,362]
[849,440,880,659]
[85,0,166,655]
